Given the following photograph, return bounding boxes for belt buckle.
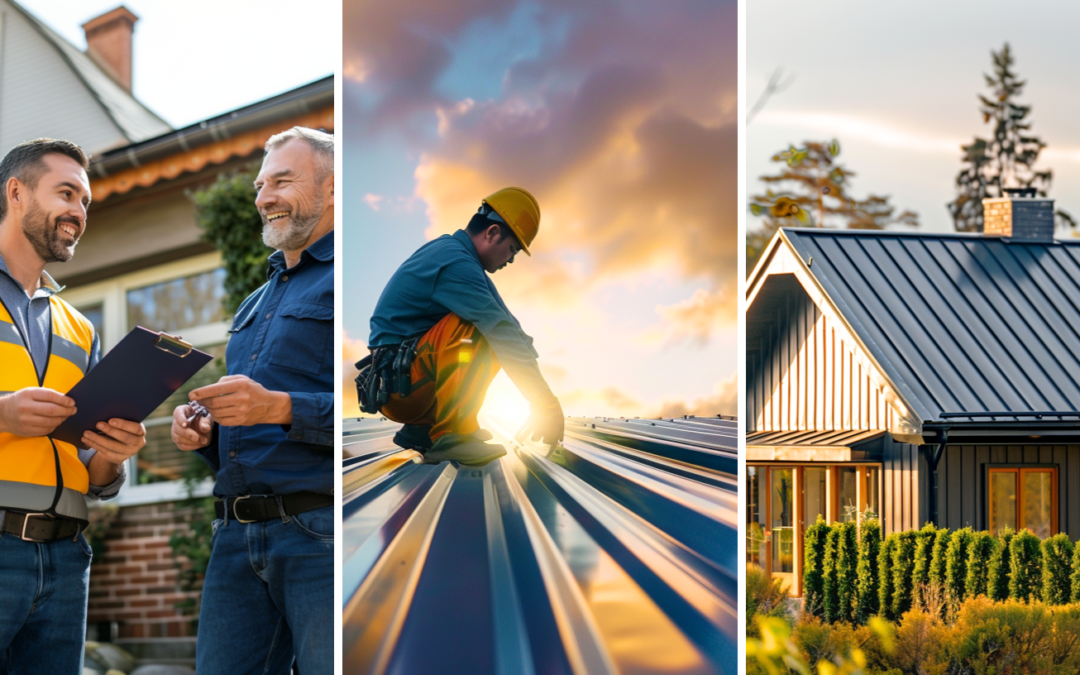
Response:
[19,513,49,543]
[231,496,257,524]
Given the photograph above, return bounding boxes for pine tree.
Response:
[948,43,1075,232]
[748,140,918,271]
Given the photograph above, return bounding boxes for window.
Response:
[746,463,880,596]
[62,253,229,503]
[988,467,1057,538]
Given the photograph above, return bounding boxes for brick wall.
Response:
[88,501,203,639]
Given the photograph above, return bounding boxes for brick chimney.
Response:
[82,6,139,93]
[982,188,1055,243]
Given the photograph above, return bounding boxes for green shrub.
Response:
[928,528,950,590]
[945,527,973,602]
[747,564,789,637]
[1041,533,1074,606]
[855,518,881,622]
[1072,538,1080,603]
[910,523,937,607]
[987,527,1016,601]
[1009,529,1043,601]
[890,531,917,619]
[823,522,857,622]
[803,516,830,618]
[878,534,897,620]
[964,530,997,598]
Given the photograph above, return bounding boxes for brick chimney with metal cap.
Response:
[82,6,139,93]
[982,187,1055,243]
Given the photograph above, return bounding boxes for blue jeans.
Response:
[196,505,333,675]
[0,531,91,674]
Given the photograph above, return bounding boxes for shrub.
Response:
[1073,538,1080,603]
[987,526,1016,601]
[803,516,830,618]
[909,522,936,607]
[892,608,947,674]
[823,521,857,623]
[878,534,897,621]
[945,527,973,602]
[928,528,950,590]
[1009,529,1043,601]
[964,530,997,598]
[855,518,881,622]
[890,531,917,619]
[1041,533,1074,606]
[747,564,789,637]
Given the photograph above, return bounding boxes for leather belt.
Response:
[215,492,332,524]
[1,512,82,543]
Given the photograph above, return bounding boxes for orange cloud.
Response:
[653,372,738,418]
[644,287,738,348]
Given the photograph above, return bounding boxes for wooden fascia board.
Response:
[746,229,925,436]
[746,445,852,462]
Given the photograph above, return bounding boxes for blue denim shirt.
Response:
[196,232,333,497]
[368,229,557,405]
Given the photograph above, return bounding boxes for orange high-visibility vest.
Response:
[0,295,95,522]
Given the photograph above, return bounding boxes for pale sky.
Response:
[747,0,1080,234]
[17,0,337,128]
[344,0,738,420]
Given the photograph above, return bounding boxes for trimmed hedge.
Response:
[1041,533,1074,605]
[855,518,881,622]
[945,527,974,602]
[878,534,897,621]
[803,516,830,618]
[928,528,951,590]
[1073,540,1080,604]
[891,531,916,618]
[1010,529,1043,602]
[910,522,937,606]
[823,521,858,623]
[987,527,1016,601]
[965,531,997,598]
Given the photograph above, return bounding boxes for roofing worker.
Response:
[363,187,564,465]
[0,139,146,673]
[170,127,334,675]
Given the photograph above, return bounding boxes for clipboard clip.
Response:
[152,332,193,358]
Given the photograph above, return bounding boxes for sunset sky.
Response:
[748,0,1080,236]
[343,0,737,420]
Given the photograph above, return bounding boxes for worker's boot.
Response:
[424,429,506,467]
[393,424,433,452]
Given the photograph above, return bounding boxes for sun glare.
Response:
[479,372,531,436]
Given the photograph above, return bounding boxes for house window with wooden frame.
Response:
[745,463,880,595]
[987,467,1058,539]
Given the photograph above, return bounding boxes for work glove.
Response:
[516,398,564,445]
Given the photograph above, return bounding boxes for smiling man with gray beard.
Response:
[169,126,334,675]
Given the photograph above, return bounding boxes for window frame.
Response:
[59,252,228,505]
[984,464,1058,538]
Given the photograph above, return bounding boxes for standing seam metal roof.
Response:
[342,416,737,674]
[782,228,1080,422]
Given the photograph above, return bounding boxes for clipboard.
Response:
[51,327,213,447]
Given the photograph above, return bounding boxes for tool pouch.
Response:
[355,338,419,414]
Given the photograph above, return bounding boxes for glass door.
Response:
[769,467,795,591]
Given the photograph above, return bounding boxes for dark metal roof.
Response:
[342,416,736,674]
[782,228,1080,424]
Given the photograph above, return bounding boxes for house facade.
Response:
[1,0,333,654]
[745,194,1080,595]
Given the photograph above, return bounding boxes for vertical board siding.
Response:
[882,440,921,535]
[747,283,896,433]
[936,444,1080,539]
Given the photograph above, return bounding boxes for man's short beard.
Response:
[262,195,323,252]
[22,198,77,263]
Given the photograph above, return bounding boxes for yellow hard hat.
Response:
[482,187,540,255]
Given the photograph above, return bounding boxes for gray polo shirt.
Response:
[0,252,125,513]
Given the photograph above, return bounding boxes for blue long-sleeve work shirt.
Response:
[196,232,334,497]
[369,229,555,404]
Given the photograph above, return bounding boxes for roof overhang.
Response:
[746,230,927,436]
[746,429,886,462]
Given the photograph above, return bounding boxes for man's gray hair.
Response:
[265,126,334,185]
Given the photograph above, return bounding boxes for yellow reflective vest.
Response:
[0,295,95,522]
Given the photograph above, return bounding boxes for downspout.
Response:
[927,427,949,526]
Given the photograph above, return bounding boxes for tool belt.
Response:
[215,492,332,524]
[1,511,82,543]
[355,338,418,414]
